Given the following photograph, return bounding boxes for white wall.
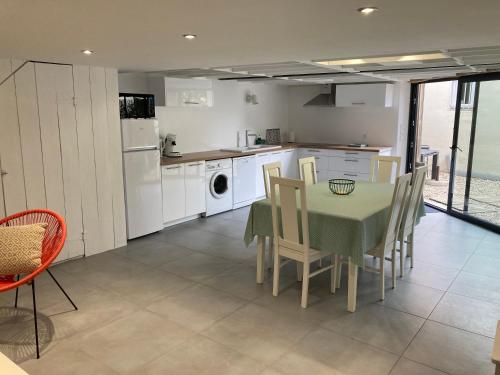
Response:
[118,72,150,94]
[118,74,289,153]
[287,84,400,150]
[0,58,126,260]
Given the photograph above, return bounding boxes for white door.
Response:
[124,150,163,239]
[255,152,271,198]
[185,161,206,216]
[162,164,186,223]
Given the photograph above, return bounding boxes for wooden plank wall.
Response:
[0,58,127,260]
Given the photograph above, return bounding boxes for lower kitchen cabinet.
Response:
[162,161,207,225]
[162,164,186,223]
[255,152,271,198]
[185,161,206,216]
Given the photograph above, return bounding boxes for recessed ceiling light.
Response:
[81,49,94,55]
[358,7,379,15]
[182,34,197,40]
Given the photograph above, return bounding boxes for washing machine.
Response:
[205,158,233,216]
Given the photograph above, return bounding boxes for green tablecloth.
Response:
[244,181,425,266]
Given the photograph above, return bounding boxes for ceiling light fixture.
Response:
[316,52,448,66]
[81,49,94,55]
[358,7,379,15]
[182,34,197,40]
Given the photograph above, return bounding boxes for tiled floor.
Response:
[1,207,498,374]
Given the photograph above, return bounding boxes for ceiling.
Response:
[1,1,500,83]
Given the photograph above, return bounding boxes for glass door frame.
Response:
[407,71,500,234]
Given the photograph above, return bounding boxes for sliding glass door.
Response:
[408,72,500,232]
[449,75,500,227]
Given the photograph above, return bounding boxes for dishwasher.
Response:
[232,155,256,209]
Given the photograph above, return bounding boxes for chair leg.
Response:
[399,238,404,278]
[267,237,273,270]
[330,255,335,294]
[296,262,303,282]
[46,269,78,311]
[272,248,280,297]
[14,274,20,308]
[391,248,396,289]
[301,263,310,308]
[409,233,414,268]
[379,256,385,301]
[334,255,342,290]
[31,280,40,359]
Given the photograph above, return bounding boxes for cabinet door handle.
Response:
[272,152,281,155]
[307,150,320,153]
[352,102,365,105]
[345,159,359,162]
[166,166,181,170]
[344,173,357,177]
[345,152,359,155]
[285,150,293,153]
[188,162,203,166]
[0,170,7,176]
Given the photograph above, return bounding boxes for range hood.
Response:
[303,84,336,107]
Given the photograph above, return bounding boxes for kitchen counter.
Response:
[161,143,391,165]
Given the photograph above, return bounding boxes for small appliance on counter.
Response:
[163,133,182,158]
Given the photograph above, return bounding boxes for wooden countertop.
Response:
[161,143,391,165]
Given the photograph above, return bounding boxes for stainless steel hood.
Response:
[303,84,336,107]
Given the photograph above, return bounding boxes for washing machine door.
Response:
[210,172,229,199]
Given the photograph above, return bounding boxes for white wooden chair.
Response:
[269,176,337,308]
[493,321,500,375]
[335,173,412,300]
[370,156,401,184]
[262,161,283,269]
[398,166,426,276]
[298,157,317,185]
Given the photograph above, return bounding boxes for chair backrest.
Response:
[401,166,426,235]
[298,157,317,185]
[0,209,66,291]
[370,156,401,184]
[269,176,311,260]
[263,161,282,198]
[379,173,412,256]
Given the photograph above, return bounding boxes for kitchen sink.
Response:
[221,145,282,153]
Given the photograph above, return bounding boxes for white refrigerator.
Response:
[122,119,163,239]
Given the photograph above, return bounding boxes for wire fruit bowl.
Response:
[329,179,355,195]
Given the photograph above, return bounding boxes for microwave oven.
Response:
[119,93,155,119]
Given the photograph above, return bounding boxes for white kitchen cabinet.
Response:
[255,152,271,198]
[162,164,186,223]
[185,161,206,216]
[299,148,329,182]
[336,84,394,107]
[281,149,298,179]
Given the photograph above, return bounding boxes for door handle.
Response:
[450,146,463,152]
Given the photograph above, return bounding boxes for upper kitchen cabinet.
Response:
[148,76,214,107]
[335,83,393,107]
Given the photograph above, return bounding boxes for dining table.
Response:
[244,180,425,312]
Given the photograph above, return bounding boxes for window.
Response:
[450,81,475,109]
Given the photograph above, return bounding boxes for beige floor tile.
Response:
[463,254,500,279]
[322,304,425,354]
[137,335,265,375]
[203,303,315,365]
[20,345,118,375]
[390,358,448,375]
[101,267,194,305]
[404,321,495,375]
[161,252,237,282]
[449,271,500,304]
[146,284,246,332]
[116,242,197,267]
[271,327,398,375]
[78,310,195,374]
[429,292,500,338]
